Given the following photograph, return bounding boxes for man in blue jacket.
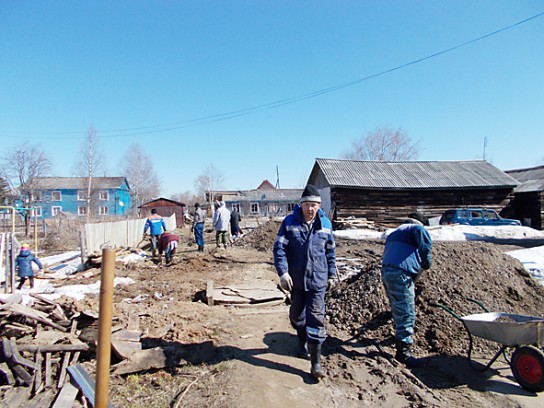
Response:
[273,184,337,379]
[382,212,432,367]
[143,208,167,257]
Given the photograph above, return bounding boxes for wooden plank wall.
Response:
[331,187,515,228]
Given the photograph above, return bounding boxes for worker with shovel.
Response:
[381,211,432,368]
[273,184,337,380]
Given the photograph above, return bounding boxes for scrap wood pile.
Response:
[335,216,379,230]
[0,290,161,407]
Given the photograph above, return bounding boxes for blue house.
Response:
[27,177,131,219]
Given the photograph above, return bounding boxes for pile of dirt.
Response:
[234,219,281,252]
[327,239,544,357]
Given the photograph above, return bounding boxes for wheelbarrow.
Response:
[431,299,544,392]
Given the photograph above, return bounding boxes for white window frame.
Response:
[99,191,109,201]
[52,206,62,216]
[77,206,87,216]
[51,191,62,201]
[31,192,42,201]
[250,203,259,214]
[77,191,86,201]
[98,206,108,215]
[32,207,43,217]
[287,203,295,212]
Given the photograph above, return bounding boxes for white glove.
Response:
[279,273,293,291]
[327,278,337,291]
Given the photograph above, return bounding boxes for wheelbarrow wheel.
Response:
[511,345,544,392]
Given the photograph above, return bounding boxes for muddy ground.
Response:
[55,221,544,407]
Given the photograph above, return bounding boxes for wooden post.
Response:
[9,233,15,294]
[95,248,115,408]
[0,233,5,294]
[79,230,87,271]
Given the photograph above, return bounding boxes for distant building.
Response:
[26,177,131,219]
[212,180,302,217]
[506,165,544,230]
[140,197,187,228]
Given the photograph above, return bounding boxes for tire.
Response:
[511,346,544,392]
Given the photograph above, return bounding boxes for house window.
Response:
[77,191,86,201]
[77,206,87,216]
[51,191,62,201]
[287,203,295,212]
[99,191,109,200]
[232,203,240,212]
[250,203,259,214]
[52,206,62,216]
[31,192,42,201]
[99,206,108,215]
[32,207,42,217]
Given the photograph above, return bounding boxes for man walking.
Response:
[381,212,432,368]
[212,201,231,249]
[273,184,337,379]
[192,203,206,252]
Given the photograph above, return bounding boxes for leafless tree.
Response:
[342,127,419,161]
[72,126,108,220]
[1,142,52,233]
[122,143,160,213]
[170,191,198,205]
[194,164,224,210]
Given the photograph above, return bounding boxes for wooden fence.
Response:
[84,214,177,254]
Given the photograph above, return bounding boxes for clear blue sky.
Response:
[1,1,543,197]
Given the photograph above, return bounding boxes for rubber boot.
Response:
[296,329,309,359]
[29,277,35,289]
[308,343,325,379]
[395,339,422,368]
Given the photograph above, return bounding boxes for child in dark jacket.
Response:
[16,243,44,290]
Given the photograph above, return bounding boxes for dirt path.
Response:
[59,225,544,407]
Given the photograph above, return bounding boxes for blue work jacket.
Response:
[273,205,336,291]
[382,223,432,276]
[144,215,167,236]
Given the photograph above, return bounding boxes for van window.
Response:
[484,210,498,220]
[470,210,483,219]
[458,210,467,219]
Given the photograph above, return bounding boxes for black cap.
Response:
[151,208,157,215]
[195,203,200,208]
[300,184,321,203]
[407,212,429,226]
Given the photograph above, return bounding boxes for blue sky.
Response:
[1,1,543,197]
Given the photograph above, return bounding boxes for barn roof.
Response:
[309,159,518,190]
[32,177,129,190]
[506,165,544,192]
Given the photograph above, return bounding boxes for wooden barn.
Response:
[307,159,519,227]
[506,165,544,230]
[140,197,187,228]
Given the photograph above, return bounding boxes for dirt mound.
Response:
[327,239,544,357]
[234,219,281,252]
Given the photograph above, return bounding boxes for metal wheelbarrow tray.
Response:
[433,300,544,393]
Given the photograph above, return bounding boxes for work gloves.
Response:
[327,278,337,291]
[279,273,293,291]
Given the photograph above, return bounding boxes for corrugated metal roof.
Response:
[32,177,129,190]
[506,165,544,192]
[312,159,518,189]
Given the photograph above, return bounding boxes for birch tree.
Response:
[194,164,224,210]
[122,143,160,213]
[72,126,107,220]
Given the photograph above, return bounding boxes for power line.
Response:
[1,10,543,140]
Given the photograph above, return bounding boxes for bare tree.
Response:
[1,142,52,233]
[170,191,198,205]
[0,175,10,205]
[194,164,224,209]
[72,126,108,220]
[342,127,419,161]
[122,143,160,213]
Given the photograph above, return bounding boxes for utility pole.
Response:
[275,165,280,189]
[483,137,488,161]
